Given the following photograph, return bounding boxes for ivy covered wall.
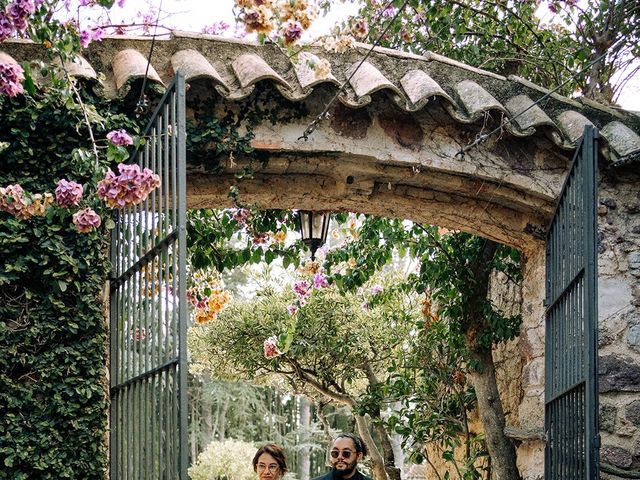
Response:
[0,88,138,479]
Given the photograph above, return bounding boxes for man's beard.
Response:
[332,461,357,478]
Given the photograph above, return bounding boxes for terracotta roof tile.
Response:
[1,32,639,165]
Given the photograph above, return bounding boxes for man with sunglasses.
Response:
[312,433,372,480]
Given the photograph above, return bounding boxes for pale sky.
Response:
[72,0,638,110]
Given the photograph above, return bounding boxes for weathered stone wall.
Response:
[597,167,640,479]
[490,165,640,480]
[492,249,546,480]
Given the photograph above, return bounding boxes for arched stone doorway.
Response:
[3,31,639,479]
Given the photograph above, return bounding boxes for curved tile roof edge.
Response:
[1,31,639,165]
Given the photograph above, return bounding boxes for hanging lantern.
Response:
[297,210,331,260]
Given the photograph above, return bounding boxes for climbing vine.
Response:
[0,77,144,477]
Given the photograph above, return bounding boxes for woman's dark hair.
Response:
[252,443,289,473]
[335,433,368,458]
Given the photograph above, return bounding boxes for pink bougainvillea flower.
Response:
[251,231,270,246]
[292,279,311,298]
[79,30,91,48]
[72,207,101,233]
[106,129,134,146]
[7,0,35,32]
[202,20,229,35]
[0,62,25,97]
[55,179,83,207]
[282,19,303,45]
[352,18,368,39]
[0,183,26,217]
[313,272,329,289]
[97,163,160,209]
[232,208,250,226]
[287,304,298,315]
[91,27,104,42]
[371,284,383,295]
[263,335,281,359]
[0,12,13,41]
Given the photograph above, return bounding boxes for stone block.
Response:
[624,399,640,428]
[522,357,544,388]
[600,403,618,433]
[601,444,633,469]
[629,325,640,352]
[521,326,545,360]
[599,355,640,393]
[599,278,633,321]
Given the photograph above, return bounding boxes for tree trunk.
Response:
[463,239,520,480]
[297,396,312,480]
[467,344,520,480]
[371,415,400,480]
[190,385,199,461]
[217,398,229,441]
[354,415,388,480]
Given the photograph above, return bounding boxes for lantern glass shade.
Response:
[297,210,331,260]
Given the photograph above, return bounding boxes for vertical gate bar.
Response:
[118,279,125,478]
[110,216,117,480]
[583,127,599,479]
[165,368,171,479]
[151,372,156,480]
[553,402,557,479]
[165,96,175,480]
[176,73,188,479]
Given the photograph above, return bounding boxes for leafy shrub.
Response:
[189,438,257,480]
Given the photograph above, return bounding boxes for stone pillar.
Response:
[597,170,640,479]
[514,243,547,480]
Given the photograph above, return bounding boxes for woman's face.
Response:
[256,452,281,480]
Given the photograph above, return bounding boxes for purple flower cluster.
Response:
[232,208,250,226]
[72,207,101,233]
[292,279,311,298]
[0,184,27,217]
[0,62,24,97]
[0,184,53,219]
[0,12,12,41]
[55,179,83,207]
[313,272,329,289]
[79,27,104,48]
[97,163,161,209]
[282,19,303,45]
[201,20,230,35]
[106,129,134,146]
[5,0,35,33]
[263,335,281,359]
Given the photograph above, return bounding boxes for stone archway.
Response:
[4,31,640,479]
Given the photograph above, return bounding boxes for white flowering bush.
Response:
[189,438,256,480]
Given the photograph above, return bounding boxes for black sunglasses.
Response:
[330,449,355,459]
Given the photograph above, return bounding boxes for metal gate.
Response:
[544,126,600,479]
[110,73,188,479]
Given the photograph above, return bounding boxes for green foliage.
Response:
[0,86,140,478]
[189,273,418,396]
[325,217,522,348]
[188,438,257,480]
[187,209,304,273]
[321,216,521,474]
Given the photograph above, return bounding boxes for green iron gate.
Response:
[545,125,600,479]
[110,73,188,479]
